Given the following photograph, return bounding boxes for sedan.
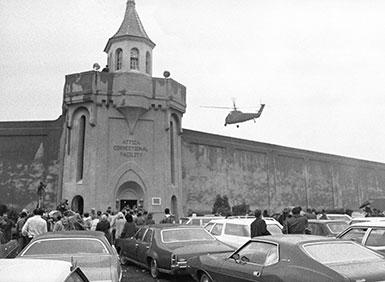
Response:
[0,258,89,282]
[115,224,234,279]
[307,219,348,236]
[204,218,282,249]
[188,235,385,282]
[337,221,385,254]
[0,239,18,258]
[17,231,121,282]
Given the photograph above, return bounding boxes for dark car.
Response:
[0,239,18,258]
[307,219,348,236]
[17,231,121,282]
[187,235,385,282]
[115,224,234,279]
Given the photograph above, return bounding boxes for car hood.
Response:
[165,240,234,257]
[328,260,385,280]
[18,255,114,282]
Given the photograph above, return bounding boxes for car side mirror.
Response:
[231,253,240,262]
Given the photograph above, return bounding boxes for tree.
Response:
[212,194,231,216]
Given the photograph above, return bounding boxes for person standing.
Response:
[250,209,271,237]
[160,208,175,224]
[96,214,111,243]
[16,211,28,252]
[114,212,126,239]
[21,208,47,244]
[283,206,308,234]
[120,214,137,239]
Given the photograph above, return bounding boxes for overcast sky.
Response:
[1,0,385,163]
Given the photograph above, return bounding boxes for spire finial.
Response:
[127,0,135,6]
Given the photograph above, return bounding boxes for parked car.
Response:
[0,239,18,258]
[115,224,233,279]
[180,215,225,226]
[0,258,89,282]
[187,235,385,282]
[307,219,349,236]
[324,213,352,223]
[204,218,282,248]
[17,231,121,282]
[337,221,385,254]
[349,216,385,225]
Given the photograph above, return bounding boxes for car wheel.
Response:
[150,258,159,279]
[200,273,212,282]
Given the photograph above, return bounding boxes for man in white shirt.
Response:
[22,208,47,243]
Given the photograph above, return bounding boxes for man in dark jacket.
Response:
[283,206,308,234]
[250,209,271,237]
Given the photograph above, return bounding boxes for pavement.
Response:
[121,263,195,282]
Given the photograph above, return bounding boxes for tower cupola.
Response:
[104,0,155,75]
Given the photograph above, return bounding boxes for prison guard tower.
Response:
[61,0,186,220]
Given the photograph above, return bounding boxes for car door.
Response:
[133,227,148,262]
[136,228,153,264]
[217,241,281,282]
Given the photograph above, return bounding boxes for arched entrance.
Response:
[116,181,144,211]
[71,195,84,215]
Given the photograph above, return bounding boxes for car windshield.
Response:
[161,228,214,243]
[22,238,109,256]
[267,224,282,235]
[326,222,349,234]
[303,241,383,265]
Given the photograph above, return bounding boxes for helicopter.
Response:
[202,101,265,128]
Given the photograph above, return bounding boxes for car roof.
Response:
[0,259,74,282]
[350,221,385,227]
[251,234,337,245]
[33,230,106,240]
[140,224,207,230]
[309,219,348,224]
[208,218,279,225]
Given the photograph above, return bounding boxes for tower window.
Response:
[130,48,139,70]
[146,51,151,74]
[76,115,86,182]
[115,48,123,71]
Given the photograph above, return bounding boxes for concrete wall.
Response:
[181,129,385,214]
[0,117,64,210]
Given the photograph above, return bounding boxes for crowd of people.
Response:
[0,202,176,254]
[1,199,382,255]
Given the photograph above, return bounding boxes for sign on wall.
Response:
[113,139,148,158]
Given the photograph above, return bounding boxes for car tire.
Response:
[200,273,212,282]
[150,258,160,279]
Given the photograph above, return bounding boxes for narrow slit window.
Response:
[130,48,139,70]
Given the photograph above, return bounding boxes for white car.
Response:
[0,259,89,282]
[349,216,385,225]
[204,218,283,248]
[337,221,385,255]
[324,213,352,223]
[180,215,225,226]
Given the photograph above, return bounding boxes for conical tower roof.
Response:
[104,0,155,52]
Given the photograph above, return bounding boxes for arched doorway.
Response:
[171,195,178,221]
[116,181,144,211]
[71,195,84,215]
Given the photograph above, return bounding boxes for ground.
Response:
[122,263,195,282]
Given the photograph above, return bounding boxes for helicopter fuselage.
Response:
[224,104,265,126]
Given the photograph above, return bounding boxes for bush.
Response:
[212,195,231,216]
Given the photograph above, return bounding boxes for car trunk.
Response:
[165,240,234,258]
[22,255,113,281]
